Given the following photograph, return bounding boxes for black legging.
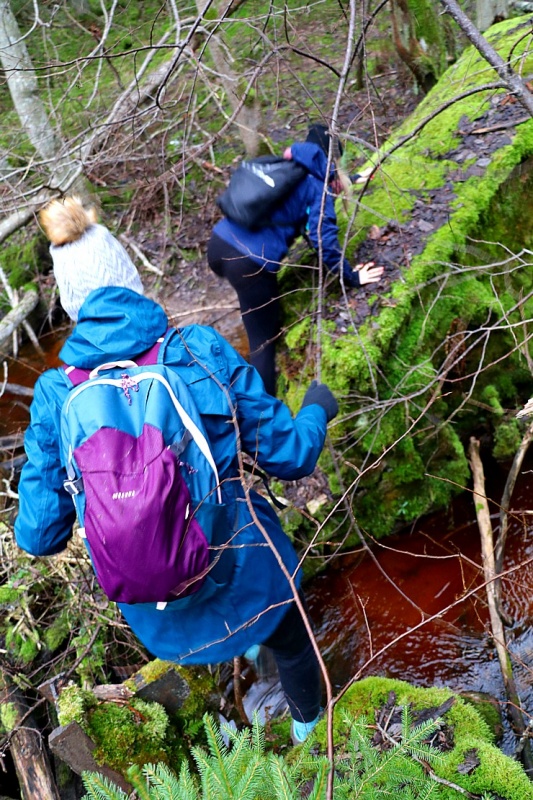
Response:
[207,234,280,396]
[262,594,322,723]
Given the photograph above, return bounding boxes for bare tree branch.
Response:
[440,0,533,117]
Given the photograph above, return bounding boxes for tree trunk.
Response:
[476,0,509,32]
[194,0,262,155]
[0,0,86,194]
[440,0,533,118]
[468,438,533,773]
[0,669,61,800]
[0,289,39,353]
[390,0,448,93]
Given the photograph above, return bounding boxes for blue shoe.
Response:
[243,644,261,663]
[291,712,320,745]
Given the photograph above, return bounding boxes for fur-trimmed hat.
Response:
[39,196,144,322]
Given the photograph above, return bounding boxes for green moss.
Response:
[124,660,220,765]
[0,702,18,733]
[123,658,173,692]
[43,609,71,652]
[493,417,522,460]
[0,586,23,604]
[312,677,533,800]
[481,385,505,416]
[460,693,502,740]
[90,699,168,771]
[58,685,170,774]
[57,685,97,729]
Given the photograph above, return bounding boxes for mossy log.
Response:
[0,669,61,800]
[284,16,533,541]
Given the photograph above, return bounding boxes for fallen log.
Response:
[0,669,61,800]
[0,290,39,354]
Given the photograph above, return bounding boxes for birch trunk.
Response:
[0,0,85,193]
[0,290,39,352]
[476,0,509,32]
[440,0,533,118]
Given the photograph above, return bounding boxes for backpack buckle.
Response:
[64,476,84,496]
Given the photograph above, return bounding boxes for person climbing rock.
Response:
[207,123,384,395]
[14,195,337,746]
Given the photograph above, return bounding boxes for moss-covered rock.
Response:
[57,683,171,774]
[312,676,533,799]
[56,660,222,777]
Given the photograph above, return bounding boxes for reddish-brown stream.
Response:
[306,470,533,753]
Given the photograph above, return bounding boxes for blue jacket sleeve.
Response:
[306,181,359,287]
[14,375,76,556]
[209,330,329,480]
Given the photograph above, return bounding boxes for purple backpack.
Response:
[60,330,227,607]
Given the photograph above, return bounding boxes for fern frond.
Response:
[398,707,445,766]
[202,712,230,762]
[141,761,198,800]
[264,753,298,800]
[127,764,152,800]
[81,771,128,800]
[250,711,265,754]
[305,758,330,800]
[192,714,235,798]
[232,756,273,799]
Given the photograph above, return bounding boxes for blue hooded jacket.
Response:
[14,288,329,664]
[213,142,359,286]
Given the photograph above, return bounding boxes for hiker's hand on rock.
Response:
[354,261,384,285]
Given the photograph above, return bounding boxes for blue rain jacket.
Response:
[14,287,329,664]
[213,142,360,286]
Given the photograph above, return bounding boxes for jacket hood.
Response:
[59,287,168,368]
[289,142,335,181]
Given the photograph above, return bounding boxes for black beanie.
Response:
[306,124,343,157]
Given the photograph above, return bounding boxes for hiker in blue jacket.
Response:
[14,195,339,744]
[207,123,384,395]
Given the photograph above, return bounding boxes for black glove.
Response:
[301,380,339,423]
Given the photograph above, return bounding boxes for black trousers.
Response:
[262,595,322,723]
[207,234,280,396]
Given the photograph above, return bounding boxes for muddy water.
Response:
[5,324,533,755]
[306,465,533,752]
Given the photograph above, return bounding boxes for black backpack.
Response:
[216,156,308,230]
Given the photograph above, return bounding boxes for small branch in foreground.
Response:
[468,437,533,774]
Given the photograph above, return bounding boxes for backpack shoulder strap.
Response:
[62,364,91,387]
[135,329,174,365]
